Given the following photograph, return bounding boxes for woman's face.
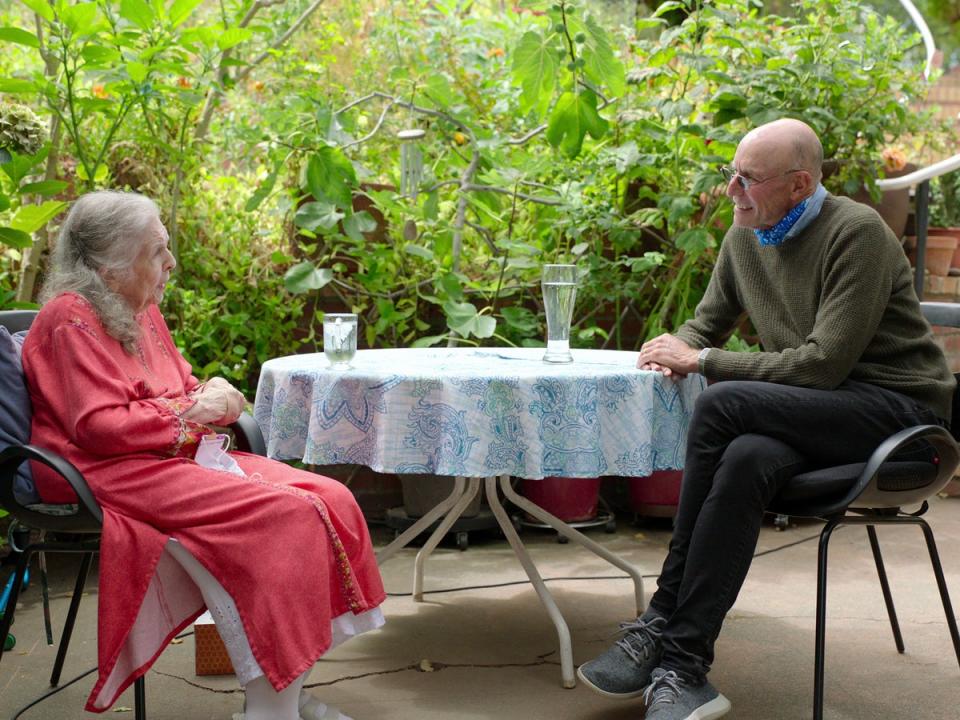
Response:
[114,216,176,313]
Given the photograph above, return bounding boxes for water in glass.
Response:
[541,265,578,363]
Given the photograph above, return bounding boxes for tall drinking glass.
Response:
[541,264,578,364]
[323,313,358,369]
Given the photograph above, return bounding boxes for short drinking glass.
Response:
[541,264,578,364]
[323,313,358,369]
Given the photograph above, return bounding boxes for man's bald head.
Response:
[740,118,823,182]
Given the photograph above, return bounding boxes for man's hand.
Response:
[183,377,246,425]
[637,334,700,378]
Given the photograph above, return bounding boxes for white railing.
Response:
[897,0,937,80]
[876,154,960,191]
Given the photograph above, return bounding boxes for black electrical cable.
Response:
[9,630,194,720]
[9,529,823,718]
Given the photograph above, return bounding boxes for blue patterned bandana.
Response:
[754,197,809,246]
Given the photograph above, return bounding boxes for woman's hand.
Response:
[183,377,246,425]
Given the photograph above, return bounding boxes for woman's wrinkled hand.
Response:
[183,377,246,425]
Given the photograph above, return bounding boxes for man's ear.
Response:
[790,170,815,202]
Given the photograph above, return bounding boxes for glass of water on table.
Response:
[541,264,578,364]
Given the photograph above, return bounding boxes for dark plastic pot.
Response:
[520,476,601,522]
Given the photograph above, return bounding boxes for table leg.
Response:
[413,477,482,601]
[376,476,468,565]
[499,476,645,616]
[485,475,576,689]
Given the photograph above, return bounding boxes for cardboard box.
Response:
[194,611,235,676]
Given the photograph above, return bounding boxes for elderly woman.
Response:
[21,191,385,719]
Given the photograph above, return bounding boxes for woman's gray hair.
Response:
[40,190,161,354]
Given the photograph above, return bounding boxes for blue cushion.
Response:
[0,325,39,505]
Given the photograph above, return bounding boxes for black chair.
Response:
[768,300,960,719]
[0,309,266,719]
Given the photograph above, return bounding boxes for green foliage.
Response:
[161,174,308,396]
[0,0,947,388]
[930,170,960,229]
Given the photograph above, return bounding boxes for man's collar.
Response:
[753,184,827,247]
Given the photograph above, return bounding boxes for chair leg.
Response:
[134,675,146,720]
[813,520,839,720]
[866,525,905,654]
[0,548,31,665]
[916,518,960,669]
[50,552,93,687]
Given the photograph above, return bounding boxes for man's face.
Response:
[726,140,801,230]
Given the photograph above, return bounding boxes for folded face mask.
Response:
[194,433,246,477]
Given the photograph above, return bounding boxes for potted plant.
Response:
[928,170,960,272]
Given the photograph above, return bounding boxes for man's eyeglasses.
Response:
[720,166,802,190]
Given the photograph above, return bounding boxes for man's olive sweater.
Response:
[675,194,955,422]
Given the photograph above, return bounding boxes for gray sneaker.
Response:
[577,616,667,698]
[643,668,731,720]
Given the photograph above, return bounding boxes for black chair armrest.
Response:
[230,411,266,457]
[0,444,103,530]
[841,424,959,511]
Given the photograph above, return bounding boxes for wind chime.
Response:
[397,128,426,200]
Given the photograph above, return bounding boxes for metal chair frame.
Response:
[768,301,960,719]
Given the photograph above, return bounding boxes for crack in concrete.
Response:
[151,652,561,694]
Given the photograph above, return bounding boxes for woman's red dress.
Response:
[22,293,385,712]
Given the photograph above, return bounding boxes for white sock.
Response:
[242,670,308,720]
[299,690,354,720]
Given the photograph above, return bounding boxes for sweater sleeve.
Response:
[703,218,893,388]
[673,237,745,351]
[42,320,207,457]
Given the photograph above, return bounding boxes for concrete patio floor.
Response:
[1,499,959,719]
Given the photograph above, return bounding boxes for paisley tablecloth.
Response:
[253,348,706,480]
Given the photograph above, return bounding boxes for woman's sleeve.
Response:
[40,321,208,457]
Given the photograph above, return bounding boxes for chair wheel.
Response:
[455,532,468,551]
[605,518,617,533]
[557,533,569,544]
[773,514,790,531]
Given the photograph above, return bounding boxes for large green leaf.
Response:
[294,201,344,233]
[545,89,608,159]
[444,300,496,339]
[305,147,357,209]
[244,163,280,212]
[0,78,38,94]
[512,31,556,119]
[19,0,54,22]
[168,0,203,28]
[217,27,253,51]
[283,261,333,294]
[61,3,100,36]
[19,180,68,196]
[10,200,66,233]
[343,210,377,241]
[126,61,149,83]
[119,0,154,30]
[0,226,32,248]
[572,14,626,97]
[0,27,40,48]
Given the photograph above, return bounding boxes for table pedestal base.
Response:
[375,474,645,689]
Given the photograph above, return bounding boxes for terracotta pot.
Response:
[936,227,960,269]
[849,163,917,239]
[907,234,959,276]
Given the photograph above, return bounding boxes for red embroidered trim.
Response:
[156,396,205,457]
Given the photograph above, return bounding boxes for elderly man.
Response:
[578,118,954,720]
